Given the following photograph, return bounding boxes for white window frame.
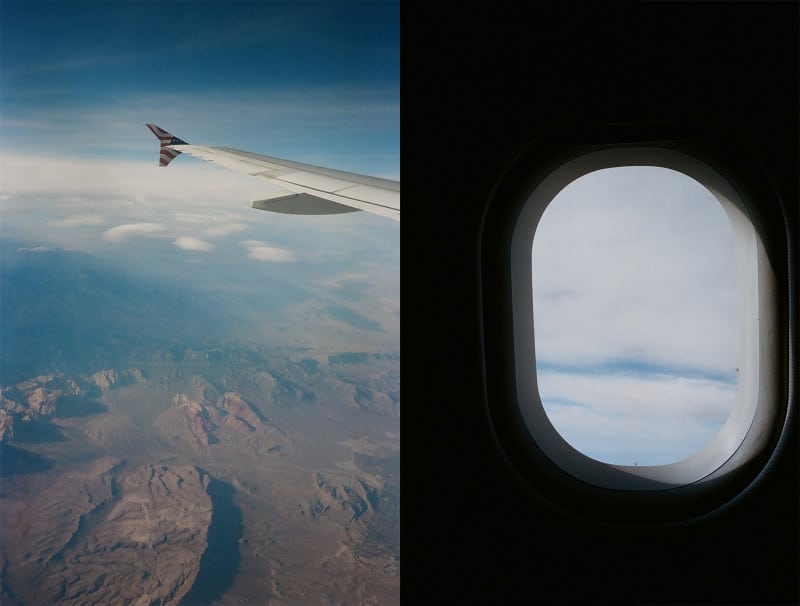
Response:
[510,147,782,491]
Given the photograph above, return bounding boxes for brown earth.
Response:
[0,349,399,605]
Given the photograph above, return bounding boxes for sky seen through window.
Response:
[533,166,738,466]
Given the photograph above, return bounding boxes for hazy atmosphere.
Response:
[1,2,399,604]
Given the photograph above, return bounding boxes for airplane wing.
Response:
[146,124,399,221]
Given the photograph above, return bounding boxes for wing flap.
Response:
[252,193,360,215]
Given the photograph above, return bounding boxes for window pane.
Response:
[532,167,738,466]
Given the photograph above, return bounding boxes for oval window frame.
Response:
[511,147,781,490]
[481,136,791,522]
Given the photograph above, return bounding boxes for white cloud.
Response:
[532,166,738,376]
[539,370,735,423]
[102,222,166,242]
[538,370,737,466]
[0,153,271,203]
[0,152,397,264]
[50,214,108,228]
[16,246,56,253]
[242,240,296,262]
[0,152,275,251]
[173,236,213,252]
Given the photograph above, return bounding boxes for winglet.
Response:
[146,124,188,167]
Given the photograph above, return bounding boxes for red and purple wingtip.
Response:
[146,124,188,167]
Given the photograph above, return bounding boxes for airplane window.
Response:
[531,167,738,466]
[503,146,784,494]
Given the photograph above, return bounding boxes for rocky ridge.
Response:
[167,390,287,453]
[0,460,211,605]
[0,370,146,443]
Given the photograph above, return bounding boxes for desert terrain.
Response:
[0,347,399,605]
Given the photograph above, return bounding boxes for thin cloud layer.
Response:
[203,222,248,237]
[102,222,166,242]
[0,150,399,354]
[541,370,736,466]
[174,236,213,252]
[242,240,296,262]
[16,246,57,253]
[50,214,108,228]
[0,152,396,267]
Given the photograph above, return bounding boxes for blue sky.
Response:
[0,1,400,355]
[1,1,399,177]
